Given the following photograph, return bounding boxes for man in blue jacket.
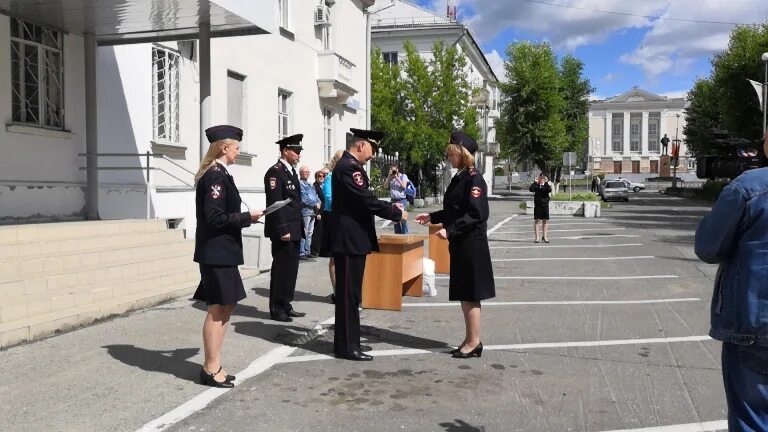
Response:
[695,135,768,431]
[299,165,321,260]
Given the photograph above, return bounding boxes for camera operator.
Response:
[385,163,410,234]
[529,174,552,243]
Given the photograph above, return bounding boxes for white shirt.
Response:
[279,158,295,175]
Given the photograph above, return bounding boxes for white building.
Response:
[0,0,374,268]
[588,87,691,175]
[369,0,500,187]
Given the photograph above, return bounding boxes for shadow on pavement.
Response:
[190,301,272,320]
[438,419,486,431]
[102,345,200,381]
[250,286,333,305]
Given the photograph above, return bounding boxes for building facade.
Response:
[588,88,691,175]
[370,0,500,187]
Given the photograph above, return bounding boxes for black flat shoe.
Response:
[335,351,373,361]
[452,342,483,359]
[286,309,306,318]
[449,343,466,355]
[359,344,372,352]
[199,366,234,388]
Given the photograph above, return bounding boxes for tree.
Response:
[558,54,593,164]
[496,42,567,176]
[371,41,479,192]
[682,78,722,155]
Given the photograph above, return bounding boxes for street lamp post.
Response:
[762,52,768,136]
[672,113,681,188]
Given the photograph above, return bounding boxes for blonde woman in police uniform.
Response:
[193,125,263,387]
[416,131,495,359]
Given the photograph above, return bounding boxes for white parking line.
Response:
[502,222,609,227]
[490,243,643,250]
[402,298,700,307]
[137,316,335,432]
[492,228,625,234]
[436,275,679,280]
[600,420,727,432]
[489,234,641,242]
[486,216,516,235]
[278,335,713,364]
[493,256,654,262]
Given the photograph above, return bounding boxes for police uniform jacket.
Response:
[193,162,252,266]
[264,160,303,240]
[430,167,494,302]
[329,151,402,255]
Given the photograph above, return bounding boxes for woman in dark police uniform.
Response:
[416,131,495,359]
[193,125,263,387]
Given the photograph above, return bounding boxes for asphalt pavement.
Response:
[0,191,725,432]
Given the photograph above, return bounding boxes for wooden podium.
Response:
[362,234,427,311]
[428,225,450,274]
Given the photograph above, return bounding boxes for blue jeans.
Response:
[300,215,315,256]
[393,200,409,234]
[723,342,768,431]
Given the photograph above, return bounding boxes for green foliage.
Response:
[371,41,479,173]
[550,192,599,201]
[685,23,768,154]
[496,42,590,173]
[519,202,526,210]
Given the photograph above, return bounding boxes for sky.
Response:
[412,0,768,100]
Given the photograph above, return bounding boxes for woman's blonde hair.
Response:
[445,143,475,170]
[327,149,345,170]
[195,138,237,182]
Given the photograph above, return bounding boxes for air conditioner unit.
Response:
[314,6,330,25]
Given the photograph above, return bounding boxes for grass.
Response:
[550,192,600,201]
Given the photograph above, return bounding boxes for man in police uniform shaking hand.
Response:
[264,134,306,322]
[330,128,407,361]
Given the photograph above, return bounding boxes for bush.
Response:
[550,192,599,201]
[701,179,728,201]
[519,202,526,210]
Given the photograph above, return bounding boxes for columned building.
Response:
[588,88,690,175]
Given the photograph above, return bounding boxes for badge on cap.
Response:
[471,186,482,198]
[210,184,222,199]
[352,171,364,187]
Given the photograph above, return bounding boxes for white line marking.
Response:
[493,255,654,262]
[493,228,625,234]
[502,222,609,227]
[490,243,643,250]
[488,234,641,242]
[278,335,713,364]
[486,216,515,235]
[402,298,700,307]
[600,420,727,432]
[436,275,679,280]
[137,316,335,432]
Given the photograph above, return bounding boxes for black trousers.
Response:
[269,239,300,315]
[333,254,367,355]
[311,215,323,256]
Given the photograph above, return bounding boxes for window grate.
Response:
[152,47,180,143]
[10,18,64,129]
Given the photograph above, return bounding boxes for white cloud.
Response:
[589,93,605,101]
[485,49,506,81]
[603,72,615,82]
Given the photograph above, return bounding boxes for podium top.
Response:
[378,234,428,244]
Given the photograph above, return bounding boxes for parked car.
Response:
[600,180,630,202]
[609,178,646,193]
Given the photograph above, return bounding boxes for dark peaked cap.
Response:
[276,133,304,151]
[449,130,478,155]
[350,128,385,147]
[205,125,243,143]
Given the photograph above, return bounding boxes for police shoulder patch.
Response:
[352,171,364,187]
[210,184,223,199]
[269,177,277,190]
[470,186,482,198]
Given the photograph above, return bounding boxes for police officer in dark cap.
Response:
[264,134,305,322]
[329,128,407,361]
[416,130,495,359]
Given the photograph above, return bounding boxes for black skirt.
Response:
[319,212,333,258]
[448,238,495,302]
[534,204,550,220]
[193,264,246,305]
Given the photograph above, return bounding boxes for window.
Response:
[612,119,622,136]
[152,46,180,143]
[322,108,333,162]
[321,26,332,51]
[382,51,398,66]
[687,158,697,170]
[10,18,64,129]
[650,160,659,174]
[632,160,640,173]
[647,113,660,153]
[227,70,246,148]
[612,140,622,153]
[630,124,639,135]
[278,0,290,29]
[630,140,640,152]
[277,90,291,140]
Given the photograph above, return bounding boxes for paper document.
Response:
[264,198,292,215]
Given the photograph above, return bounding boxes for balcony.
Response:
[317,51,357,102]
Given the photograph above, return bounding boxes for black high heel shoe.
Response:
[452,342,483,359]
[199,366,235,388]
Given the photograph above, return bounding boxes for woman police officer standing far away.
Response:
[193,125,264,387]
[416,131,495,359]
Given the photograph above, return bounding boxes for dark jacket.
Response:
[193,162,251,266]
[430,168,489,242]
[529,182,552,206]
[264,160,303,240]
[329,151,402,255]
[314,181,325,214]
[695,167,768,346]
